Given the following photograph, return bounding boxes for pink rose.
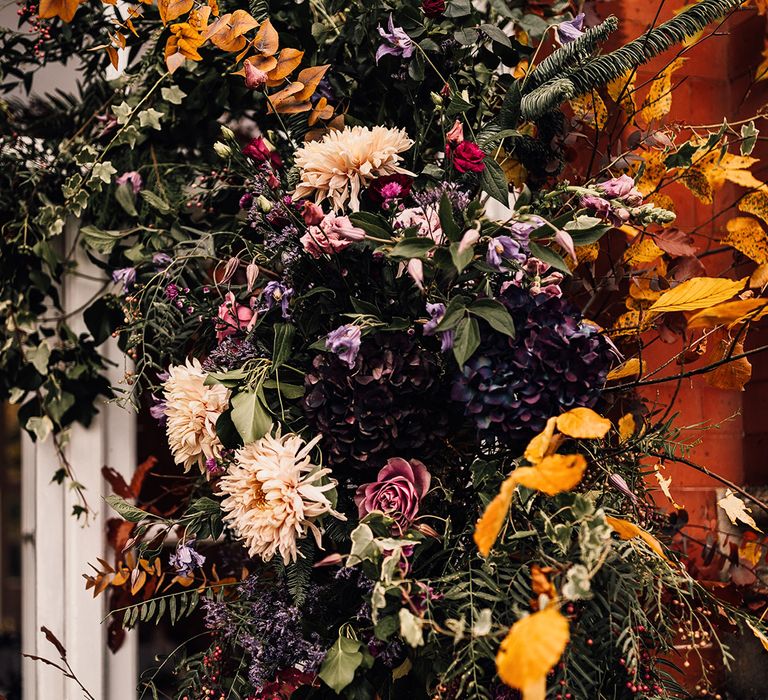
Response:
[216,292,256,341]
[445,119,464,145]
[300,214,366,258]
[301,201,325,226]
[448,141,485,173]
[354,458,431,531]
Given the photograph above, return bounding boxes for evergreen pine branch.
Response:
[523,16,620,93]
[521,0,744,121]
[520,79,575,121]
[249,0,269,21]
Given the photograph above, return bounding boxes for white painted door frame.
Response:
[21,220,138,700]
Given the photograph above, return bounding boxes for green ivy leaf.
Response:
[741,121,758,156]
[230,390,272,443]
[138,108,163,131]
[453,316,480,366]
[161,85,187,105]
[318,636,364,693]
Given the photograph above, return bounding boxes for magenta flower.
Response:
[354,457,431,530]
[376,15,415,63]
[116,170,142,194]
[326,324,362,368]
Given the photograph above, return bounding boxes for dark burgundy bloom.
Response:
[422,0,446,18]
[354,457,431,530]
[242,137,283,168]
[367,174,413,206]
[447,141,486,173]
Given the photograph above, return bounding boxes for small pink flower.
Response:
[300,214,365,258]
[445,119,464,145]
[116,171,142,194]
[244,62,268,89]
[216,292,256,341]
[301,201,324,226]
[354,458,431,531]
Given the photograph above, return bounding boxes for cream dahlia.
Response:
[217,430,345,564]
[293,125,414,211]
[163,358,230,473]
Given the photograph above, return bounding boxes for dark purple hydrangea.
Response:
[203,337,263,371]
[168,541,205,576]
[450,286,615,439]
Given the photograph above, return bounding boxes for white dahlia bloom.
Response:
[217,430,345,564]
[163,359,230,473]
[293,125,414,211]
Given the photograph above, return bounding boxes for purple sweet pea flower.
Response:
[116,171,142,194]
[263,281,294,319]
[112,267,136,291]
[153,252,173,269]
[326,324,362,368]
[556,13,585,44]
[376,15,415,63]
[423,302,454,352]
[486,236,526,269]
[354,457,431,531]
[596,174,643,205]
[169,541,205,577]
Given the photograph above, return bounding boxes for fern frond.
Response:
[523,16,619,93]
[249,0,269,21]
[520,78,575,121]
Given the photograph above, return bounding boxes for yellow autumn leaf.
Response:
[757,39,768,82]
[618,413,636,443]
[157,0,192,24]
[570,91,608,130]
[496,607,570,700]
[654,463,682,509]
[647,277,745,314]
[556,407,611,439]
[606,70,636,117]
[722,217,768,264]
[739,190,768,227]
[605,516,670,561]
[679,166,714,204]
[718,489,762,531]
[750,263,768,289]
[705,335,752,390]
[512,454,587,495]
[524,416,559,465]
[474,477,516,557]
[623,236,663,267]
[687,299,768,329]
[739,540,763,567]
[638,58,685,126]
[747,621,768,652]
[607,358,646,381]
[698,151,763,192]
[634,149,667,196]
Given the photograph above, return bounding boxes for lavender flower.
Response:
[169,541,205,576]
[486,236,526,269]
[376,15,415,63]
[149,395,166,426]
[556,13,585,44]
[423,302,454,352]
[152,252,172,269]
[116,170,142,194]
[326,324,362,368]
[263,281,294,319]
[596,174,643,204]
[111,267,136,291]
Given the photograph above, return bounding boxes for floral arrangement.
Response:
[4,0,768,697]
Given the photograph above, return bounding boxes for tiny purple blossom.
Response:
[424,302,454,352]
[556,13,585,44]
[116,170,142,194]
[165,283,180,300]
[169,541,205,577]
[486,236,526,269]
[153,252,173,269]
[112,267,136,291]
[326,324,362,369]
[263,281,294,319]
[376,15,415,63]
[149,395,167,426]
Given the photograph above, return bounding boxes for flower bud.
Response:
[430,91,443,106]
[256,195,272,213]
[246,262,260,293]
[220,125,235,140]
[244,62,268,90]
[213,141,231,158]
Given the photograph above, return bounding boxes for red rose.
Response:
[242,137,283,169]
[448,141,486,173]
[421,0,446,18]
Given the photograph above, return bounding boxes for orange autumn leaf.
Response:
[157,0,192,24]
[756,38,768,82]
[705,335,752,391]
[496,607,570,700]
[524,416,559,465]
[750,263,768,289]
[206,9,259,52]
[38,0,80,22]
[607,358,646,382]
[617,413,636,443]
[473,477,516,557]
[530,565,557,599]
[253,18,279,55]
[647,277,745,314]
[511,454,587,495]
[605,516,669,561]
[556,407,611,439]
[266,47,305,84]
[686,298,768,329]
[308,96,334,127]
[722,216,768,264]
[294,65,331,101]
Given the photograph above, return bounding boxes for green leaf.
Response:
[27,416,53,442]
[138,108,163,131]
[262,379,305,399]
[438,194,461,241]
[46,391,75,425]
[480,157,509,207]
[450,242,474,273]
[90,162,117,185]
[421,163,445,179]
[528,241,571,275]
[80,226,129,254]
[140,190,172,215]
[388,237,434,259]
[105,495,149,522]
[230,391,272,443]
[161,85,187,105]
[112,101,132,125]
[349,212,392,240]
[27,343,50,375]
[453,316,480,366]
[469,299,515,337]
[435,295,468,331]
[318,636,364,694]
[115,182,138,217]
[444,0,471,18]
[480,23,512,48]
[498,82,522,129]
[272,323,295,369]
[741,121,758,156]
[445,93,473,116]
